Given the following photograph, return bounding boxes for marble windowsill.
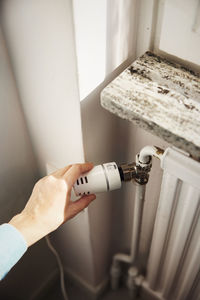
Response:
[101,52,200,161]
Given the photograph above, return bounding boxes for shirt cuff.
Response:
[0,223,27,280]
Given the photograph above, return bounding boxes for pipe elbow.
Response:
[138,146,164,164]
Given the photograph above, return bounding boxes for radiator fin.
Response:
[145,148,200,300]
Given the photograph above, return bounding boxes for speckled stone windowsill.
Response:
[101,52,200,161]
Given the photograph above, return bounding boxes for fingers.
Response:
[67,194,96,220]
[63,163,93,187]
[52,165,72,177]
[51,162,93,180]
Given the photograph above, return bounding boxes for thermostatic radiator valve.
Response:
[73,162,121,196]
[73,159,152,197]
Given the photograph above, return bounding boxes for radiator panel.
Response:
[146,172,180,289]
[174,205,200,300]
[145,148,200,300]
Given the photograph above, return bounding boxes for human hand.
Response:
[9,163,96,247]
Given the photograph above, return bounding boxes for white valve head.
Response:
[73,162,121,197]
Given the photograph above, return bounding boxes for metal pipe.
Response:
[110,145,164,290]
[111,183,146,290]
[127,267,138,299]
[112,182,146,266]
[130,183,146,262]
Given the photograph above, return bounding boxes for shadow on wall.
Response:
[0,170,37,224]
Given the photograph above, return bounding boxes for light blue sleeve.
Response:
[0,223,27,280]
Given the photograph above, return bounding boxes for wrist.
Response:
[9,212,43,247]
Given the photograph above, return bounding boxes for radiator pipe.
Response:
[110,146,164,292]
[111,183,146,290]
[138,145,164,164]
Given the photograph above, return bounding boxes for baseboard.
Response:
[30,265,109,300]
[65,267,110,299]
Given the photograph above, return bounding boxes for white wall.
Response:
[1,0,85,175]
[158,0,200,66]
[0,28,37,223]
[72,0,137,100]
[72,0,107,100]
[0,27,58,299]
[0,0,96,289]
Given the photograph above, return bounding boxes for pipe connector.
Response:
[134,145,164,185]
[118,162,137,181]
[134,153,152,185]
[127,266,138,285]
[118,146,163,185]
[110,260,121,290]
[118,161,151,185]
[127,267,139,299]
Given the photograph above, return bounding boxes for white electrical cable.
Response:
[45,235,69,300]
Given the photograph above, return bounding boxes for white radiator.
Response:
[143,147,200,300]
